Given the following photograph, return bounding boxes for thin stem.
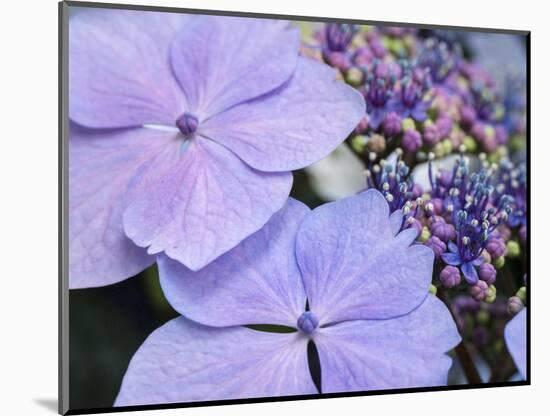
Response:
[437,290,482,384]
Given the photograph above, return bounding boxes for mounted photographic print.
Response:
[59,1,530,414]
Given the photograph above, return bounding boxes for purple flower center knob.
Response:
[176,112,199,136]
[297,311,319,335]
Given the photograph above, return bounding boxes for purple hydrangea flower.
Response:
[389,67,432,122]
[442,240,484,284]
[362,61,399,129]
[69,10,364,288]
[114,190,460,405]
[504,308,527,379]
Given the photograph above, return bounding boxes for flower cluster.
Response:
[315,24,526,163]
[363,151,526,303]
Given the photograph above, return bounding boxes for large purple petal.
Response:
[200,58,365,172]
[69,124,174,288]
[296,189,434,324]
[70,9,187,128]
[505,308,527,379]
[314,295,461,393]
[170,16,300,120]
[157,199,310,327]
[115,317,316,406]
[123,139,292,271]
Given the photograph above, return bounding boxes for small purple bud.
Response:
[471,121,487,142]
[485,237,507,259]
[460,105,477,127]
[412,183,423,199]
[495,125,508,145]
[435,116,453,138]
[297,311,319,335]
[368,37,386,59]
[469,280,489,301]
[425,236,446,258]
[353,46,373,66]
[383,112,402,136]
[326,51,351,72]
[507,296,524,315]
[478,263,496,285]
[354,116,369,134]
[440,265,461,288]
[423,124,441,146]
[430,218,456,242]
[482,134,498,153]
[438,169,453,188]
[402,129,422,152]
[176,112,199,136]
[429,198,443,215]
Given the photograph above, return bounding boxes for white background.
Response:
[0,0,546,414]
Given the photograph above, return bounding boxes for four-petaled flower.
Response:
[441,241,484,284]
[114,190,460,405]
[504,308,527,379]
[69,10,365,288]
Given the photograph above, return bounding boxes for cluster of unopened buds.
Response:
[310,23,526,165]
[363,149,525,304]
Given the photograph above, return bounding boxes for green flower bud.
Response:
[429,284,437,295]
[422,119,434,129]
[463,136,477,152]
[485,294,496,304]
[488,146,508,164]
[351,135,368,153]
[506,240,521,258]
[441,138,453,155]
[493,256,505,269]
[433,142,445,158]
[510,135,526,152]
[484,125,496,140]
[402,118,416,131]
[419,226,431,242]
[476,309,490,325]
[346,67,364,87]
[516,286,526,303]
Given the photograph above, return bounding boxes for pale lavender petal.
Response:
[296,189,434,324]
[170,16,300,119]
[123,139,292,271]
[69,124,174,288]
[389,210,404,235]
[157,199,310,327]
[201,58,365,172]
[70,8,187,128]
[115,317,316,406]
[461,262,479,284]
[314,295,461,393]
[505,308,527,379]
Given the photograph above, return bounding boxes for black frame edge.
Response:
[59,1,70,415]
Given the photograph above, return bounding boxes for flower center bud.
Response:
[176,112,199,136]
[297,311,319,335]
